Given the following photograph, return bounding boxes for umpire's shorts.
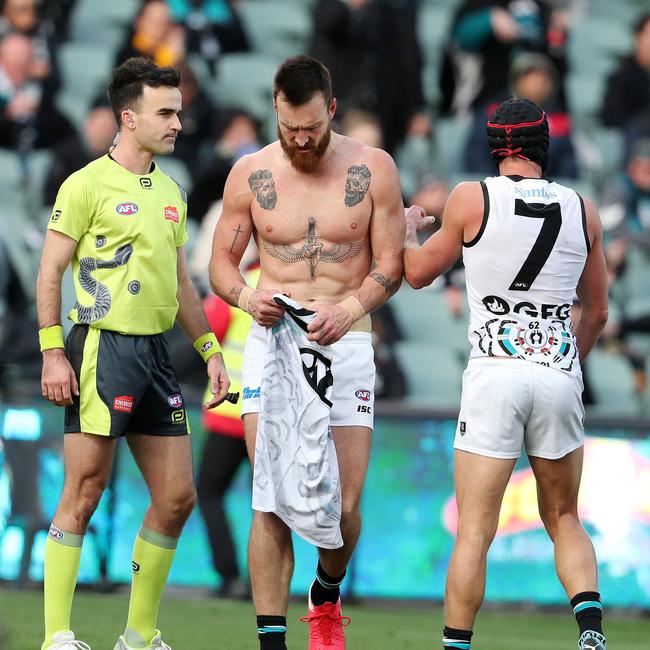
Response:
[64,324,190,437]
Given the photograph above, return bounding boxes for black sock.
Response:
[310,561,346,606]
[257,615,287,650]
[571,591,604,637]
[443,626,472,649]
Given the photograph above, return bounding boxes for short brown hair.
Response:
[107,57,180,124]
[273,55,332,106]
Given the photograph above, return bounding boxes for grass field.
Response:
[1,588,648,650]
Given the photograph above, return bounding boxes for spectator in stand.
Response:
[43,99,117,206]
[171,61,217,167]
[465,52,578,179]
[40,0,77,41]
[601,13,650,137]
[166,0,249,75]
[601,137,650,278]
[0,33,73,151]
[114,0,186,69]
[310,0,425,153]
[188,107,261,223]
[439,0,568,118]
[0,0,59,92]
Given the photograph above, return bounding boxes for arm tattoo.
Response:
[344,164,371,207]
[263,217,364,280]
[248,169,277,210]
[229,224,244,253]
[370,271,399,296]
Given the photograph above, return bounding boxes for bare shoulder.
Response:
[342,137,398,177]
[441,181,484,233]
[580,195,603,243]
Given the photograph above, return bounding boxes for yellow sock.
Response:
[42,526,83,649]
[124,527,178,648]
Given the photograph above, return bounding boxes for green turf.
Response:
[0,588,647,649]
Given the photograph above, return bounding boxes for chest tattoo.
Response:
[248,169,277,209]
[263,217,364,279]
[344,164,371,207]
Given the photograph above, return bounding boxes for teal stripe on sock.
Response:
[258,626,287,633]
[574,601,602,614]
[444,643,471,649]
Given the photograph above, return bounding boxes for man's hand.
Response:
[405,205,435,233]
[307,303,354,346]
[247,289,286,327]
[41,349,78,407]
[203,354,231,409]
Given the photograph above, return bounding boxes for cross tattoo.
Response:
[230,224,244,253]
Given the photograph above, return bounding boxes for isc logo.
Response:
[116,202,139,215]
[357,405,371,413]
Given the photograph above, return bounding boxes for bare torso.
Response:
[244,133,377,306]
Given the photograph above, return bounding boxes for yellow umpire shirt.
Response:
[48,154,189,335]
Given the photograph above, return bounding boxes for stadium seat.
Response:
[587,348,642,415]
[210,53,280,123]
[394,340,464,408]
[238,0,313,60]
[69,0,139,50]
[416,3,452,107]
[156,157,193,194]
[56,42,114,128]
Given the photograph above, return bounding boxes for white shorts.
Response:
[241,322,376,429]
[455,357,585,460]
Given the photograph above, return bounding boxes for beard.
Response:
[278,124,331,174]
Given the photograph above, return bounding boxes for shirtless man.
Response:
[209,55,404,650]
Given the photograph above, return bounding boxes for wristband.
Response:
[339,296,365,322]
[237,286,255,313]
[193,333,221,362]
[39,325,65,352]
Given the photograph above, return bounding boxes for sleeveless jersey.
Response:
[463,175,590,374]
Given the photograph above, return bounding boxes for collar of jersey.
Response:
[107,153,157,176]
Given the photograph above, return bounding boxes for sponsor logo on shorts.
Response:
[168,393,183,408]
[113,395,134,413]
[48,525,64,541]
[355,389,371,401]
[459,421,466,435]
[242,386,260,400]
[164,206,179,223]
[51,209,61,222]
[116,202,139,216]
[139,178,152,189]
[357,405,372,414]
[132,561,140,573]
[201,341,213,353]
[171,409,185,423]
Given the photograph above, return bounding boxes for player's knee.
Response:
[538,506,579,540]
[340,500,361,524]
[159,486,197,524]
[456,525,496,553]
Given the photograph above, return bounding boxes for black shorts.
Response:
[64,324,189,437]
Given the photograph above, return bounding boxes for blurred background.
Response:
[0,0,649,611]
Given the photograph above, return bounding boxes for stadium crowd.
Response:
[0,0,649,415]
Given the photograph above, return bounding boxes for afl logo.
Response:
[116,202,139,215]
[168,394,183,408]
[355,389,371,402]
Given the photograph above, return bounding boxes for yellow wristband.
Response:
[39,325,65,352]
[338,296,365,322]
[194,333,221,362]
[237,286,255,313]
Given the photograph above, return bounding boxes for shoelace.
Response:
[52,641,91,650]
[300,605,351,644]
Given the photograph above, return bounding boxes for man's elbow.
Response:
[583,305,609,327]
[404,267,430,290]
